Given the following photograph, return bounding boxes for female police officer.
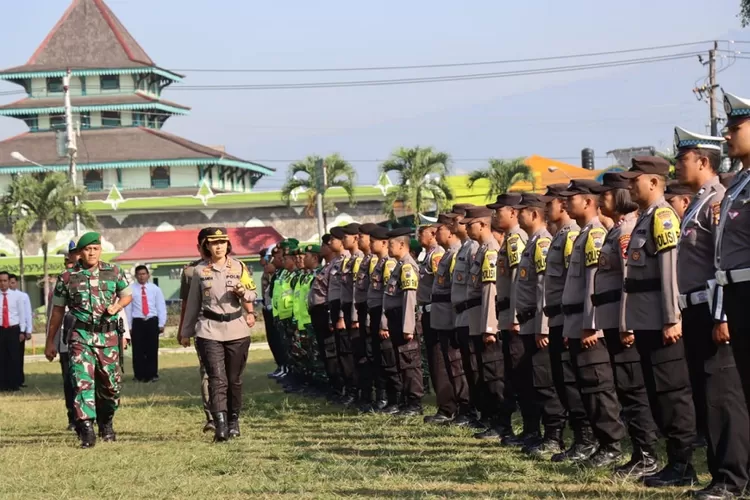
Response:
[180,228,257,442]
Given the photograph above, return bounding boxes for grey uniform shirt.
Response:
[516,228,552,336]
[381,254,419,335]
[340,250,361,305]
[562,218,606,339]
[468,237,501,336]
[327,252,349,320]
[418,245,445,305]
[431,242,460,330]
[594,212,636,332]
[367,256,392,310]
[181,257,256,342]
[544,221,580,328]
[497,225,528,330]
[451,238,480,328]
[716,169,750,271]
[679,177,725,293]
[624,198,681,331]
[354,254,373,305]
[309,261,331,308]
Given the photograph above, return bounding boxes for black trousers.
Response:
[263,308,287,367]
[473,334,506,421]
[725,282,750,416]
[0,326,21,390]
[530,337,567,431]
[18,338,25,386]
[196,336,251,415]
[570,337,626,447]
[602,328,659,453]
[634,330,696,463]
[424,312,456,416]
[504,331,540,432]
[549,325,590,433]
[132,317,160,381]
[354,303,369,396]
[682,303,749,489]
[456,326,481,416]
[59,352,76,424]
[334,300,356,390]
[435,328,471,416]
[385,308,424,404]
[365,306,385,397]
[311,304,340,389]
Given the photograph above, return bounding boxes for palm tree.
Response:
[467,157,535,200]
[0,173,96,305]
[380,146,453,223]
[0,199,32,291]
[656,151,677,179]
[280,153,356,218]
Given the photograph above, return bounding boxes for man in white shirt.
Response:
[125,265,167,382]
[9,273,32,387]
[0,271,27,391]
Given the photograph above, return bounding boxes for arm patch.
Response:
[482,249,498,282]
[653,207,680,252]
[383,259,396,281]
[564,230,579,268]
[585,227,607,267]
[239,262,257,290]
[400,263,418,290]
[711,202,721,226]
[534,238,551,273]
[449,252,457,275]
[618,234,631,260]
[431,250,444,274]
[506,234,524,267]
[369,257,378,276]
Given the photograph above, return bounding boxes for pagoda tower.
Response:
[0,0,272,194]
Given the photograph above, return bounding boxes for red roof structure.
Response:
[114,227,283,263]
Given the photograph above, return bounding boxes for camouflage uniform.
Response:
[52,261,131,422]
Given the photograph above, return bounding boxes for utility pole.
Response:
[314,159,327,243]
[693,41,721,136]
[63,68,81,237]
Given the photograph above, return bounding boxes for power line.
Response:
[173,41,716,73]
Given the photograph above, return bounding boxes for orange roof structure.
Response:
[509,155,602,193]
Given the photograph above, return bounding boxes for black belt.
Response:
[455,297,481,314]
[623,278,662,294]
[591,289,622,307]
[543,304,562,318]
[562,303,584,315]
[73,319,119,333]
[495,297,511,312]
[517,308,536,325]
[432,294,451,303]
[202,309,243,322]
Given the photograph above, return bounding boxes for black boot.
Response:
[643,462,698,488]
[690,482,744,499]
[379,392,401,415]
[78,420,96,449]
[613,446,659,480]
[228,413,241,438]
[340,387,358,407]
[97,413,116,442]
[397,401,423,417]
[584,443,623,468]
[551,426,597,463]
[424,411,454,425]
[372,389,388,411]
[212,412,229,442]
[502,429,541,448]
[524,427,564,457]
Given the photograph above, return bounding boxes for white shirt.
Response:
[125,282,167,328]
[0,289,26,330]
[17,290,32,334]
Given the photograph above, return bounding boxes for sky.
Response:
[0,0,748,189]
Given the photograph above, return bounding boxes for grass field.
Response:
[0,349,711,499]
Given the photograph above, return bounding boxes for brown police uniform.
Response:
[309,257,339,390]
[353,251,374,402]
[340,249,361,395]
[368,250,396,409]
[418,242,447,417]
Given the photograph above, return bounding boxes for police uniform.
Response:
[381,228,423,415]
[674,126,749,497]
[429,214,470,423]
[367,226,396,411]
[268,248,290,376]
[51,232,132,448]
[511,194,563,455]
[328,227,355,402]
[181,228,257,442]
[261,248,285,378]
[622,157,698,487]
[310,238,341,395]
[560,180,626,464]
[488,193,531,443]
[339,223,362,402]
[354,224,379,407]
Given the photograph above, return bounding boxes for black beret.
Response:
[358,223,380,235]
[342,223,361,235]
[487,193,522,209]
[330,227,346,239]
[387,227,412,238]
[559,179,605,196]
[370,227,390,240]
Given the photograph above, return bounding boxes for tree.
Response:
[656,151,677,180]
[0,173,96,305]
[0,203,32,292]
[280,153,356,218]
[467,157,535,200]
[380,146,453,223]
[742,0,750,26]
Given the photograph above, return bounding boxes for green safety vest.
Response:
[295,271,314,328]
[271,269,286,318]
[278,271,294,320]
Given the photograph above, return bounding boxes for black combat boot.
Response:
[502,429,541,448]
[78,420,97,449]
[613,446,659,480]
[524,427,564,457]
[551,425,598,463]
[340,387,358,407]
[212,412,229,442]
[584,443,623,469]
[97,412,116,442]
[228,413,241,438]
[397,401,423,417]
[372,389,388,411]
[643,461,698,488]
[379,392,402,415]
[424,412,454,425]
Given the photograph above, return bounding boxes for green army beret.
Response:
[279,238,300,249]
[304,244,321,254]
[76,232,101,251]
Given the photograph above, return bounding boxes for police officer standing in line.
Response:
[542,184,596,462]
[270,244,291,380]
[381,227,423,416]
[674,126,749,500]
[339,223,362,406]
[311,235,342,401]
[511,194,563,458]
[665,181,695,220]
[622,156,698,487]
[261,248,284,380]
[426,213,471,425]
[354,223,378,411]
[715,92,750,423]
[594,173,660,479]
[559,180,626,467]
[327,227,354,403]
[367,226,396,412]
[416,223,446,422]
[489,193,531,446]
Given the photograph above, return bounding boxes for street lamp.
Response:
[11,151,46,168]
[548,166,573,180]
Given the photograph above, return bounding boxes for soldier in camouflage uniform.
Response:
[45,232,132,449]
[301,244,327,387]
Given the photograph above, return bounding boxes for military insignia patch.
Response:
[585,227,607,266]
[712,202,721,226]
[534,237,551,273]
[632,250,641,262]
[482,250,498,282]
[519,267,528,279]
[618,234,631,260]
[653,207,680,252]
